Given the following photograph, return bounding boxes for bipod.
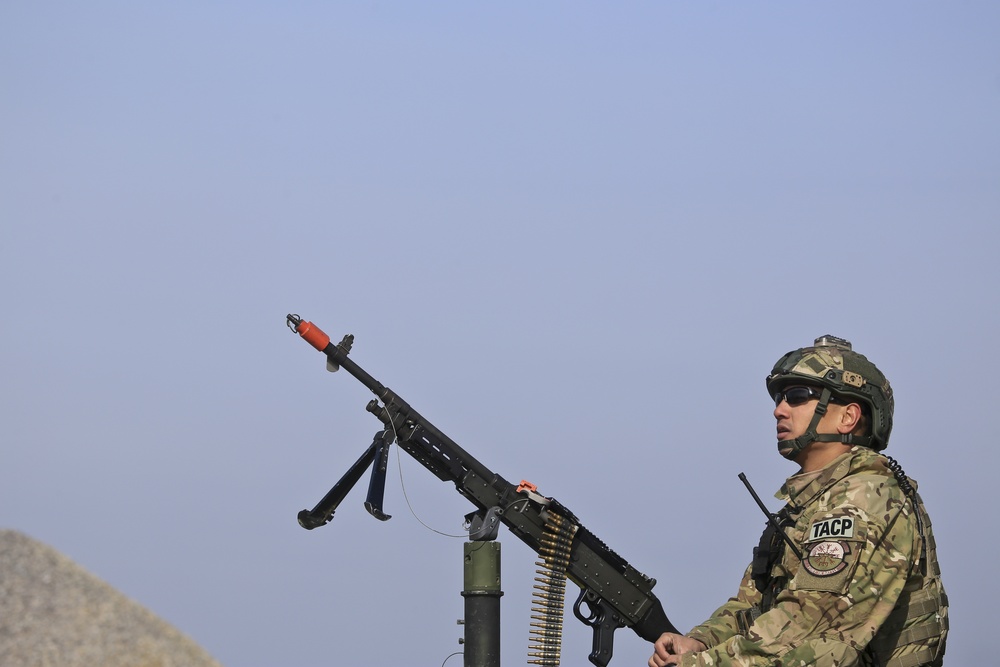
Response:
[298,429,393,530]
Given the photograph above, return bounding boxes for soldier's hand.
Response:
[648,633,706,667]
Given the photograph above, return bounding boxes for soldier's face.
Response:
[774,394,814,443]
[773,386,844,443]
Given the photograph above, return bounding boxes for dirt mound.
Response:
[0,530,222,667]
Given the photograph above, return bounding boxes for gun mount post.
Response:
[462,538,502,667]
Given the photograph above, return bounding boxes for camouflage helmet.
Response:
[766,335,894,451]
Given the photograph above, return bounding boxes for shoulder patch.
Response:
[802,541,851,577]
[808,516,855,541]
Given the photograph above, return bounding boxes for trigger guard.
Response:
[573,589,601,625]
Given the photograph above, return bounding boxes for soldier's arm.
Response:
[685,565,758,649]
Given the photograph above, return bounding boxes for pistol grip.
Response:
[573,589,625,667]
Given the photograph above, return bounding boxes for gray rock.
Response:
[0,530,223,667]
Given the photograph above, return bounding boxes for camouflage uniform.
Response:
[679,446,947,667]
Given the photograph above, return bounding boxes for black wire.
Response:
[883,455,927,571]
[884,455,914,495]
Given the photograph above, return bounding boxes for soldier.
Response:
[649,335,947,667]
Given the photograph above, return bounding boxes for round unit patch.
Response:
[803,541,851,577]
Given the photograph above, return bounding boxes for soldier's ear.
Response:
[837,403,863,434]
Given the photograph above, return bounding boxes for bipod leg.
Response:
[297,432,382,529]
[364,429,392,521]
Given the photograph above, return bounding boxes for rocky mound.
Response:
[0,530,222,667]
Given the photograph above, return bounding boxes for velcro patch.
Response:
[808,516,855,541]
[802,541,851,577]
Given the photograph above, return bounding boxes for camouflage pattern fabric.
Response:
[681,447,947,666]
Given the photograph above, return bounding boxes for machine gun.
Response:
[286,314,677,667]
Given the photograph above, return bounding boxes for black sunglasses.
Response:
[772,385,841,407]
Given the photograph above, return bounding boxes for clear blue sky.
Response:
[2,3,996,665]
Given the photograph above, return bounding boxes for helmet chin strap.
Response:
[776,387,874,459]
